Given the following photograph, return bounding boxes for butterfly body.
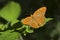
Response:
[21,7,47,28]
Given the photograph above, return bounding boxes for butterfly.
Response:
[21,7,47,28]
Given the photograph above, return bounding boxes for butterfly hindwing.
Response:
[21,16,39,28]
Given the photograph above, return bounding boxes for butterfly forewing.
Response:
[32,7,47,27]
[33,7,46,17]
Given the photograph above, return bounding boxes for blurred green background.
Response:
[0,0,60,40]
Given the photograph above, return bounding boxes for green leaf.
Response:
[0,30,20,40]
[22,25,34,34]
[0,1,21,26]
[0,24,4,30]
[25,26,34,33]
[0,24,8,30]
[45,18,53,23]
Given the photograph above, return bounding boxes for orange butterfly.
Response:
[21,7,47,28]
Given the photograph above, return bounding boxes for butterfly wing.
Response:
[33,7,47,27]
[21,7,47,28]
[21,16,39,28]
[21,17,32,25]
[33,7,46,17]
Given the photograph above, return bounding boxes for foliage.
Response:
[0,1,54,40]
[0,1,21,30]
[0,30,20,40]
[0,1,21,40]
[0,1,21,26]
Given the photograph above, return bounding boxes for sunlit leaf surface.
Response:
[0,1,21,26]
[0,30,20,40]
